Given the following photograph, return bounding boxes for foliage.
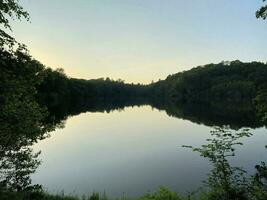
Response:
[0,1,55,196]
[254,89,267,124]
[0,147,41,192]
[183,127,267,200]
[250,162,267,200]
[183,127,252,200]
[0,46,52,147]
[151,61,267,104]
[37,68,150,112]
[256,0,267,20]
[0,0,30,49]
[0,46,56,198]
[137,187,187,200]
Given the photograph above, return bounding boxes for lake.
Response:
[31,103,267,198]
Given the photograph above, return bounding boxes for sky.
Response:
[9,0,267,83]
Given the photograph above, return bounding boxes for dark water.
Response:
[29,101,267,197]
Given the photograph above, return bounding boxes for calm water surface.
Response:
[31,105,267,197]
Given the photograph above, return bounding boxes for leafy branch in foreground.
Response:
[183,127,253,200]
[256,0,267,19]
[0,0,30,49]
[183,127,267,200]
[0,0,29,30]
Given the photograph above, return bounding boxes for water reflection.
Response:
[0,97,267,198]
[151,100,264,129]
[47,98,266,130]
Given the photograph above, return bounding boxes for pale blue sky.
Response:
[10,0,267,83]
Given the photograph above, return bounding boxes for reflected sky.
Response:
[31,105,267,197]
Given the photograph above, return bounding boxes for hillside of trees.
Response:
[151,61,267,103]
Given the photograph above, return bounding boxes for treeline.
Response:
[38,60,267,107]
[151,60,267,103]
[37,68,150,108]
[35,60,267,125]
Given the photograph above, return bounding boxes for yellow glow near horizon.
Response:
[11,0,267,84]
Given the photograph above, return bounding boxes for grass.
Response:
[0,187,210,200]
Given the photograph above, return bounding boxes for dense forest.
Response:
[151,61,267,102]
[35,61,267,105]
[37,68,150,108]
[34,60,267,126]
